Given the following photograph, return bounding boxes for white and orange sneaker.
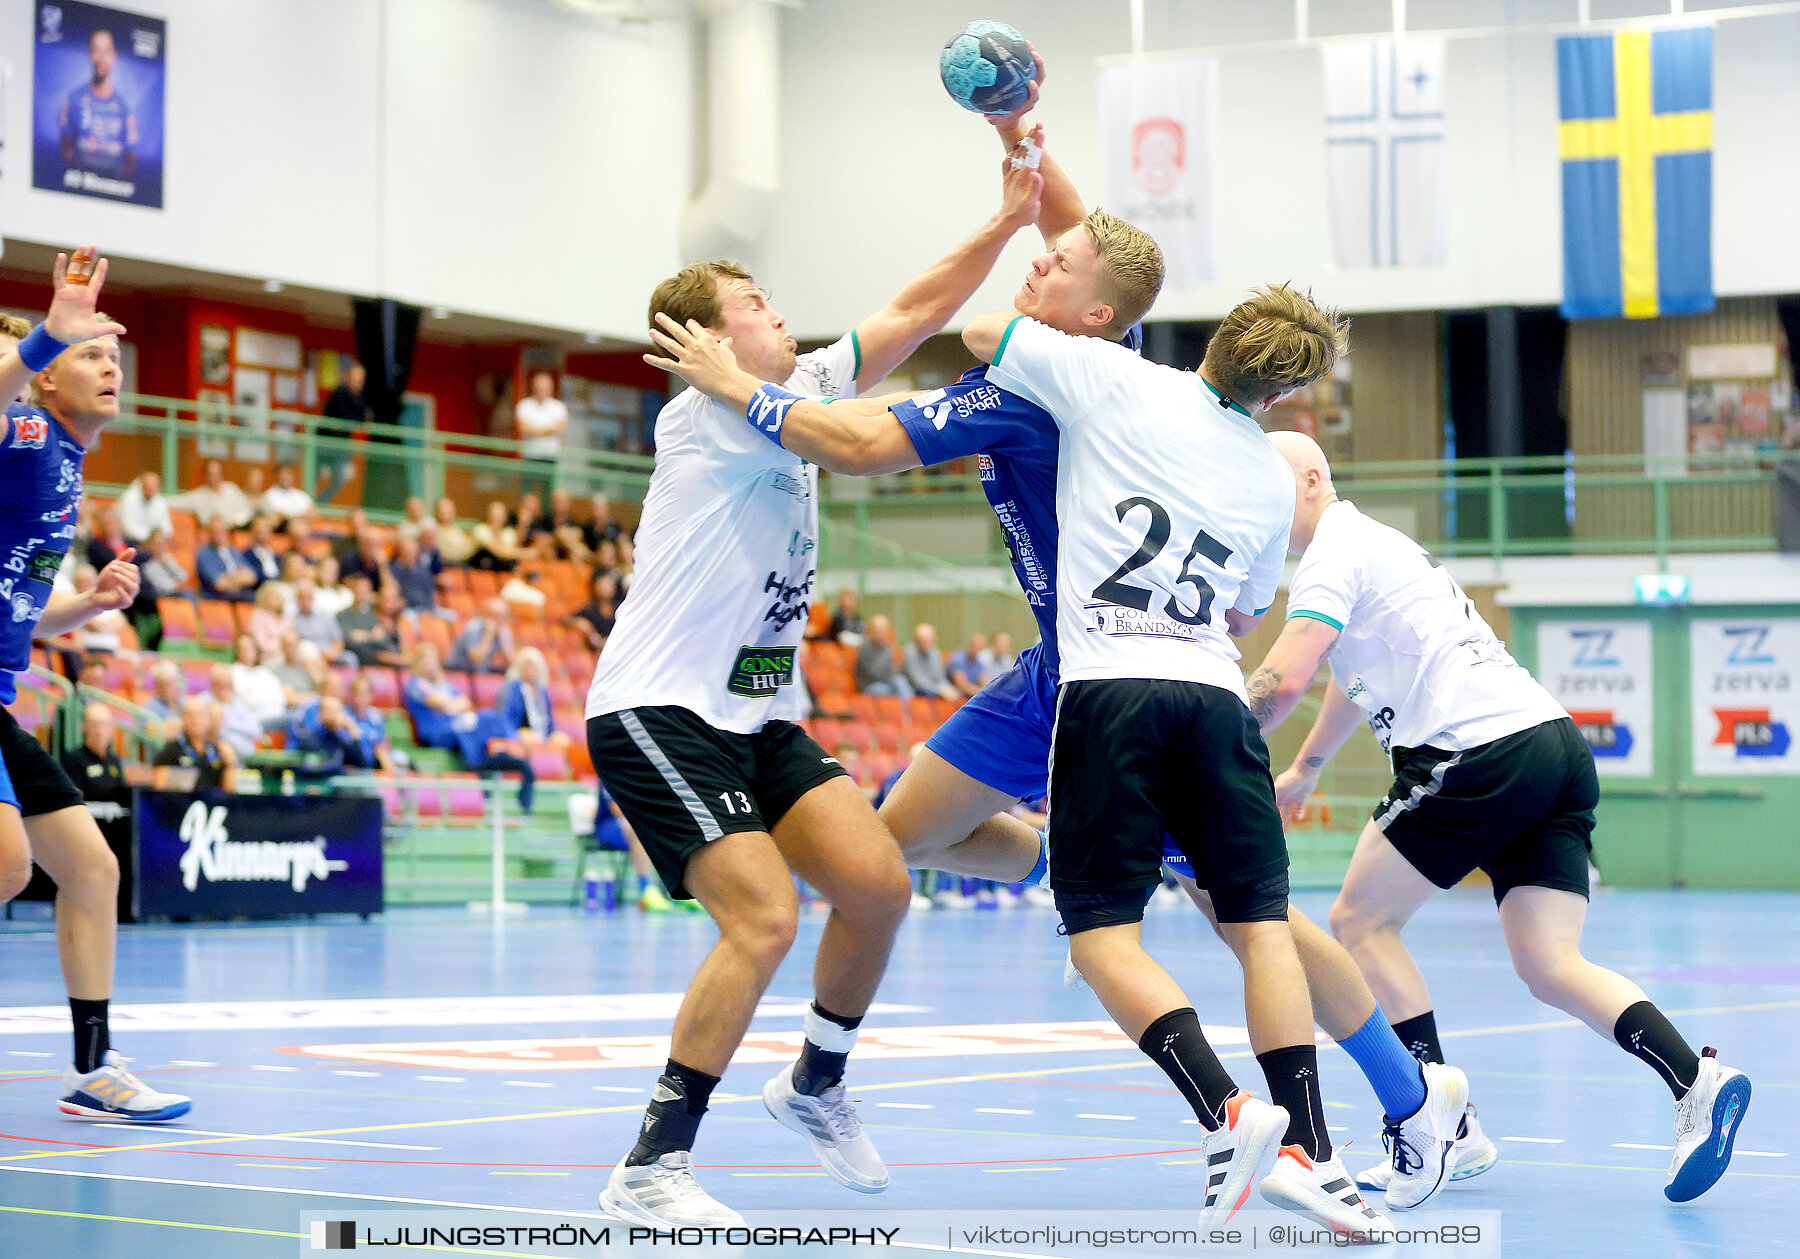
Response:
[1195,1091,1289,1228]
[1259,1145,1394,1240]
[59,1051,191,1122]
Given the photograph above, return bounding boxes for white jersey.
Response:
[988,317,1292,698]
[585,336,859,734]
[1286,499,1568,753]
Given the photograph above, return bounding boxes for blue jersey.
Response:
[0,405,86,705]
[63,84,134,176]
[892,367,1062,673]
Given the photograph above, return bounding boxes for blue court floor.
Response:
[0,888,1794,1258]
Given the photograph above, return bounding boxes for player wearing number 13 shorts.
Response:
[585,157,1048,1228]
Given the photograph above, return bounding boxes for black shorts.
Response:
[0,705,86,818]
[1375,717,1597,904]
[586,706,847,900]
[1048,678,1290,930]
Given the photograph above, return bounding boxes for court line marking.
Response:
[875,1102,932,1110]
[985,1167,1065,1173]
[1076,1114,1135,1121]
[1501,1137,1564,1144]
[0,1203,300,1241]
[1499,1157,1800,1181]
[976,1108,1033,1115]
[730,1171,827,1177]
[1737,1151,1789,1158]
[331,1070,381,1078]
[90,1124,441,1151]
[417,1075,466,1082]
[236,1163,321,1170]
[1614,1142,1673,1151]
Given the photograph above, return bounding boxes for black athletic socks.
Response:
[1614,1000,1702,1100]
[1138,1007,1237,1130]
[625,1059,720,1166]
[1390,1010,1445,1066]
[1256,1045,1332,1162]
[70,998,109,1075]
[793,1002,863,1097]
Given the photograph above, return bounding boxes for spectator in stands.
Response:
[584,492,622,553]
[313,556,353,617]
[500,568,547,609]
[346,674,396,771]
[246,583,292,660]
[287,674,363,774]
[332,509,372,564]
[403,642,536,810]
[51,657,111,757]
[242,517,284,588]
[290,578,344,660]
[469,501,520,572]
[229,635,292,730]
[448,597,514,674]
[138,529,189,601]
[396,496,431,544]
[66,564,134,657]
[284,514,324,564]
[152,695,236,792]
[514,370,567,495]
[61,702,129,810]
[196,516,258,602]
[829,588,866,645]
[432,497,478,568]
[502,647,570,762]
[513,492,543,537]
[990,631,1016,673]
[205,664,264,758]
[569,571,619,652]
[903,622,960,701]
[258,465,314,529]
[946,632,992,699]
[833,741,871,797]
[390,534,441,614]
[115,471,173,544]
[269,631,323,701]
[140,660,185,739]
[592,538,622,583]
[531,487,588,561]
[855,615,912,698]
[613,534,636,589]
[270,552,310,616]
[177,459,254,529]
[317,362,369,505]
[337,573,404,667]
[83,504,131,573]
[338,525,388,590]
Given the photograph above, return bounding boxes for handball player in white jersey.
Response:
[588,161,1046,1227]
[1246,431,1752,1205]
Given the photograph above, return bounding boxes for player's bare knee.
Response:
[0,854,30,902]
[1327,895,1373,949]
[722,901,798,972]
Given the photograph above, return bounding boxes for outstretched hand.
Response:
[44,246,128,345]
[987,46,1046,131]
[91,548,140,612]
[997,123,1046,230]
[642,313,748,402]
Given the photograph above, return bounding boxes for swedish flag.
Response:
[1558,27,1713,320]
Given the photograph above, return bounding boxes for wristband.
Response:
[744,383,801,446]
[18,324,70,373]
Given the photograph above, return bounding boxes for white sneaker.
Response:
[1021,886,1056,908]
[1196,1091,1289,1228]
[1355,1102,1498,1193]
[762,1062,889,1192]
[931,890,970,909]
[1380,1061,1467,1210]
[1259,1145,1394,1240]
[1062,949,1089,990]
[1150,883,1186,913]
[908,892,933,911]
[600,1151,744,1226]
[58,1051,191,1122]
[1666,1049,1751,1202]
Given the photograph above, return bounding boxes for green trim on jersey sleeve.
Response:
[851,330,862,382]
[1286,609,1344,632]
[992,315,1026,369]
[1256,606,1273,616]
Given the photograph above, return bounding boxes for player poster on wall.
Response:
[31,0,165,208]
[1690,618,1799,777]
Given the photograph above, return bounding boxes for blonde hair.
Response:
[1202,284,1348,408]
[0,314,30,341]
[506,645,548,684]
[1083,210,1165,336]
[648,261,756,335]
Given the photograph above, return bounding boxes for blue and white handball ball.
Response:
[939,20,1035,115]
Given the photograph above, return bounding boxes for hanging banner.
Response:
[1097,58,1218,288]
[1689,618,1799,777]
[1322,38,1448,269]
[1536,620,1655,777]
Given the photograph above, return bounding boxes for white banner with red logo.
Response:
[1689,618,1799,776]
[1097,58,1218,289]
[1537,620,1655,777]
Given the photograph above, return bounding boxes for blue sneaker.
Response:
[1666,1048,1750,1202]
[59,1050,192,1122]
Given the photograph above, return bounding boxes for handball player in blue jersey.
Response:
[644,62,1468,1224]
[60,29,139,182]
[0,248,190,1122]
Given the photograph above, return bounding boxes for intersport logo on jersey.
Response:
[177,801,348,893]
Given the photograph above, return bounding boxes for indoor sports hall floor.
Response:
[0,888,1793,1257]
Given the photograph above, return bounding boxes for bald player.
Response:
[1247,430,1752,1205]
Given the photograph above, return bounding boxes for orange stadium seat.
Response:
[157,598,200,643]
[198,600,238,647]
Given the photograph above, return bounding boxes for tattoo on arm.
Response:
[1245,666,1283,724]
[1304,756,1325,769]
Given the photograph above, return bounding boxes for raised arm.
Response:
[988,49,1086,246]
[0,247,128,405]
[1242,614,1340,736]
[847,148,1042,392]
